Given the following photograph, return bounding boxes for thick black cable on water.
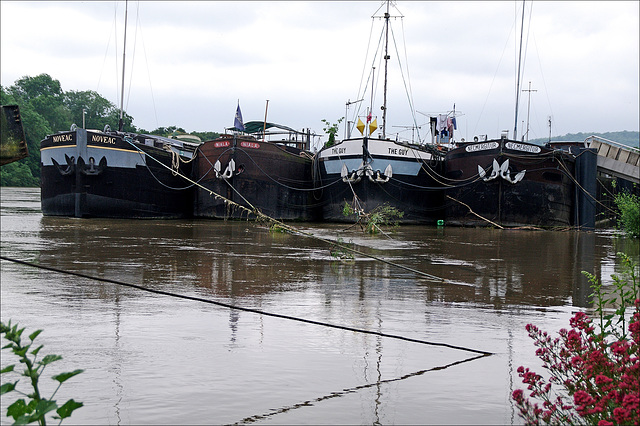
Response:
[234,353,487,425]
[1,255,492,357]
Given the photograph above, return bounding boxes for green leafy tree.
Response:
[0,161,39,187]
[149,126,186,136]
[321,117,344,148]
[190,131,219,141]
[1,73,218,186]
[8,74,71,133]
[64,90,119,131]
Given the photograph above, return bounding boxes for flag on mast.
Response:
[234,102,244,131]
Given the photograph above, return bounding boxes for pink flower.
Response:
[512,389,524,402]
[595,374,613,386]
[613,407,629,423]
[622,393,639,411]
[611,340,630,355]
[513,287,640,425]
[574,390,595,410]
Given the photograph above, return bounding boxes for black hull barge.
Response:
[193,123,318,221]
[40,128,197,219]
[444,137,596,229]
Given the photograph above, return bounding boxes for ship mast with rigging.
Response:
[381,0,390,139]
[513,0,526,141]
[118,0,129,132]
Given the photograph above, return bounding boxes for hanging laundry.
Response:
[438,114,447,131]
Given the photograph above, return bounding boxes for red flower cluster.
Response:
[513,299,639,425]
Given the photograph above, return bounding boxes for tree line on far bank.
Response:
[0,73,218,187]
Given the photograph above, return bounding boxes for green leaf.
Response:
[53,369,84,384]
[1,364,16,374]
[30,344,44,356]
[0,380,18,395]
[39,353,62,366]
[13,415,34,425]
[22,399,59,423]
[28,329,43,342]
[7,398,29,420]
[14,346,29,357]
[55,399,84,419]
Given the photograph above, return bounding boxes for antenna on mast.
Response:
[522,81,536,142]
[345,98,364,139]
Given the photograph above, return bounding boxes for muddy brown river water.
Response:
[1,186,637,424]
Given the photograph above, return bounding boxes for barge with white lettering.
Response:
[40,127,198,218]
[313,2,445,224]
[315,136,445,223]
[443,137,596,228]
[193,122,319,221]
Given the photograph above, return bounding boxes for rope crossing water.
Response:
[0,255,492,357]
[124,137,453,283]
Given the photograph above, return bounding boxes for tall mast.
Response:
[381,0,390,139]
[513,0,526,140]
[118,0,129,131]
[523,81,536,141]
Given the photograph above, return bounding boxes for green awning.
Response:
[241,121,300,135]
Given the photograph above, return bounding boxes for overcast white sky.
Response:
[1,1,638,146]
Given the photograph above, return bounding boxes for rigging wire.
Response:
[472,8,517,138]
[96,5,117,97]
[124,1,138,116]
[138,17,161,130]
[387,21,415,139]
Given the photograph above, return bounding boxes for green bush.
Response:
[1,320,83,425]
[614,189,639,238]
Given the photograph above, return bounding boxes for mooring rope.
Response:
[446,195,505,229]
[125,138,456,283]
[0,255,492,356]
